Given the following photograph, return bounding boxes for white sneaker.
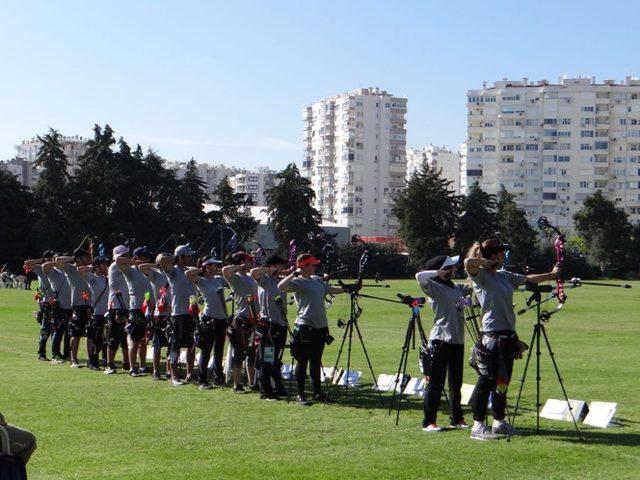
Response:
[70,362,81,368]
[104,366,117,375]
[171,379,183,387]
[421,424,442,432]
[470,425,500,441]
[450,420,470,429]
[492,421,517,436]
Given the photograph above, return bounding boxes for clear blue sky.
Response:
[2,0,639,169]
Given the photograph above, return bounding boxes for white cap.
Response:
[174,244,195,257]
[442,255,460,269]
[113,245,129,260]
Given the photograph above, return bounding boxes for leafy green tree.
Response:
[573,190,635,276]
[455,182,497,257]
[32,128,72,249]
[0,170,38,268]
[176,158,211,242]
[495,185,538,266]
[265,163,322,251]
[392,163,460,267]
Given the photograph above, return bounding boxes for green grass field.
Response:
[1,280,639,479]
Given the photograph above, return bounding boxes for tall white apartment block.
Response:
[16,135,89,175]
[466,76,640,230]
[229,168,277,205]
[459,142,469,193]
[406,144,461,193]
[302,87,407,237]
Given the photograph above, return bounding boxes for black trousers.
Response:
[294,327,327,397]
[86,315,105,368]
[423,342,464,426]
[196,316,227,384]
[257,323,287,395]
[37,303,52,357]
[470,348,515,422]
[51,308,71,358]
[168,314,194,370]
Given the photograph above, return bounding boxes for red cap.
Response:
[297,256,321,268]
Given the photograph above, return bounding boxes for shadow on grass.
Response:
[513,427,640,447]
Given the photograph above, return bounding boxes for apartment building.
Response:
[407,144,461,193]
[302,87,407,237]
[16,135,89,176]
[165,160,240,201]
[229,168,277,205]
[465,76,640,230]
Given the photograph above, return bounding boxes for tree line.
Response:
[1,125,637,279]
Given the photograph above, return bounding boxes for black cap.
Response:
[425,255,448,271]
[265,254,288,267]
[42,250,55,259]
[73,248,90,260]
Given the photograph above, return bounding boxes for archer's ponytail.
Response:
[466,242,483,260]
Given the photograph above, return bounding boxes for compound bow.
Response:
[537,216,567,305]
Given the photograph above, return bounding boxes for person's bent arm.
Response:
[137,263,156,276]
[250,267,267,282]
[24,259,44,269]
[277,270,299,292]
[222,264,242,282]
[116,256,133,271]
[186,268,201,283]
[55,256,74,268]
[526,266,559,284]
[464,257,497,276]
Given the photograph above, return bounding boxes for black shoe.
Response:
[38,355,48,362]
[152,372,161,381]
[88,364,101,371]
[296,395,310,406]
[129,368,142,377]
[214,377,226,387]
[139,366,150,375]
[261,394,279,401]
[122,363,130,372]
[233,386,246,394]
[312,392,335,404]
[199,383,214,390]
[250,384,261,393]
[275,386,288,397]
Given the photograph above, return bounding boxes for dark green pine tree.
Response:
[0,170,38,267]
[495,185,538,267]
[573,190,634,276]
[392,163,460,267]
[177,158,212,243]
[70,124,118,243]
[32,128,72,249]
[212,176,257,253]
[455,182,498,257]
[265,163,322,251]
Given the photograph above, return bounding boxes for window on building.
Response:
[581,143,593,150]
[581,106,595,112]
[560,118,571,125]
[543,192,557,200]
[484,145,496,152]
[581,131,594,137]
[526,144,539,150]
[595,141,609,150]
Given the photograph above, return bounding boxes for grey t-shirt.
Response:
[147,269,171,317]
[32,265,53,300]
[86,273,109,316]
[228,273,258,319]
[108,262,130,310]
[257,274,288,326]
[471,268,526,332]
[289,275,331,329]
[166,266,195,316]
[197,276,228,319]
[122,266,152,311]
[418,277,470,345]
[47,268,71,310]
[61,263,91,307]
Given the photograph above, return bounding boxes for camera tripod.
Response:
[327,282,385,406]
[508,288,583,441]
[388,294,430,426]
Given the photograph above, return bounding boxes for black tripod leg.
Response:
[328,323,351,398]
[388,317,414,416]
[345,321,354,399]
[395,334,412,426]
[353,320,384,407]
[508,324,537,440]
[539,325,583,441]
